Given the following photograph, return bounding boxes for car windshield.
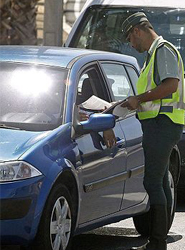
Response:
[0,62,68,131]
[70,6,185,68]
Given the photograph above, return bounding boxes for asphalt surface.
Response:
[71,200,185,250]
[2,199,185,250]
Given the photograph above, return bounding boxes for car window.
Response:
[76,66,110,106]
[0,62,67,131]
[125,65,139,93]
[101,63,134,101]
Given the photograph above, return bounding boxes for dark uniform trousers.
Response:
[141,114,183,207]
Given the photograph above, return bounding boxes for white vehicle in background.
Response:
[65,0,185,67]
[64,0,185,197]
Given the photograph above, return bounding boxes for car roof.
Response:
[0,46,138,69]
[83,0,185,9]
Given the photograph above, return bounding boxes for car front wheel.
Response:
[33,184,74,250]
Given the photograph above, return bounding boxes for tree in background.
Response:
[0,0,39,45]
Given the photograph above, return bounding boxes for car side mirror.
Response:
[76,113,115,134]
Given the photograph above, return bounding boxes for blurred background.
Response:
[0,0,86,46]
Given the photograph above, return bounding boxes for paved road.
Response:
[2,201,185,250]
[71,201,185,250]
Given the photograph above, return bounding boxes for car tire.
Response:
[32,184,74,250]
[133,171,177,237]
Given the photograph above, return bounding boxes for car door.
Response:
[100,62,147,209]
[74,63,128,224]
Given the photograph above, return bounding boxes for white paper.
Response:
[79,95,112,111]
[112,104,129,118]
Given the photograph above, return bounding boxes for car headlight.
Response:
[0,161,42,182]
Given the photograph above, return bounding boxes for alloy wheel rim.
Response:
[169,172,175,214]
[50,196,72,250]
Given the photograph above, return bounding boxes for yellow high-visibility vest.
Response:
[137,39,185,125]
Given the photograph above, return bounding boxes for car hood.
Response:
[0,128,50,162]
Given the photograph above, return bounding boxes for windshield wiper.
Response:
[0,124,20,130]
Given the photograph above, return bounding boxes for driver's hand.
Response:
[79,111,89,121]
[103,129,117,148]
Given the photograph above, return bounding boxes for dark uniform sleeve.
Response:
[154,45,179,86]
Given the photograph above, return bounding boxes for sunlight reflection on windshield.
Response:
[10,69,52,97]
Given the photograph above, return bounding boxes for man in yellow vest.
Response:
[121,12,185,250]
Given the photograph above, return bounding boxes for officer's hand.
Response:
[121,96,140,110]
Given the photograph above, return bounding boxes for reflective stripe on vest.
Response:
[137,39,185,125]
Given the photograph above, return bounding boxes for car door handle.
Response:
[116,138,125,148]
[109,138,126,158]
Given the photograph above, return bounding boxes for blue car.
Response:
[0,46,180,250]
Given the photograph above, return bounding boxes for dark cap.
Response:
[122,12,148,40]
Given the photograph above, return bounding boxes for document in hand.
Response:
[103,99,129,118]
[79,95,129,118]
[79,95,112,111]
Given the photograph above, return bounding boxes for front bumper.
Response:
[0,176,44,245]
